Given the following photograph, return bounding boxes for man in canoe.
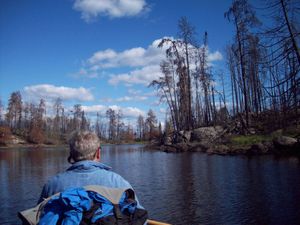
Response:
[22,131,169,225]
[38,130,142,208]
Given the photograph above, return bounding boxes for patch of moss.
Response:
[230,135,272,146]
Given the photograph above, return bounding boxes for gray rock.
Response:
[163,135,172,145]
[273,136,297,148]
[250,143,268,154]
[272,136,299,153]
[9,135,27,145]
[175,142,189,152]
[190,126,224,143]
[230,146,249,154]
[263,141,274,152]
[179,130,192,142]
[248,128,256,135]
[173,130,192,143]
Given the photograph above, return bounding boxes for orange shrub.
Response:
[0,126,12,145]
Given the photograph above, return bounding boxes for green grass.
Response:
[230,135,272,146]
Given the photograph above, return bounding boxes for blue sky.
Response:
[0,0,235,123]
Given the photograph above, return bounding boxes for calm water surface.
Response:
[0,145,300,225]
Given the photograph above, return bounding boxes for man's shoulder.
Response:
[44,171,67,187]
[39,167,134,204]
[46,166,130,187]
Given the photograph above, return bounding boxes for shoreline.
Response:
[0,142,147,149]
[146,129,300,156]
[2,132,299,157]
[153,143,300,156]
[0,143,68,149]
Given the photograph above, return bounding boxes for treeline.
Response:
[1,0,299,145]
[151,0,299,135]
[0,92,162,145]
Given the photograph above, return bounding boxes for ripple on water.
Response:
[1,146,300,225]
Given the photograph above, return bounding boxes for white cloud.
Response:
[117,96,132,102]
[128,88,142,95]
[124,107,145,117]
[78,37,223,86]
[86,41,165,69]
[116,95,148,102]
[100,90,149,103]
[88,49,117,65]
[81,104,145,117]
[81,104,107,113]
[78,37,172,79]
[24,84,94,102]
[208,51,223,61]
[108,65,161,86]
[73,0,147,22]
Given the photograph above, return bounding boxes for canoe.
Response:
[147,219,171,225]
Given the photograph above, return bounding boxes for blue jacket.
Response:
[38,187,137,225]
[38,160,142,208]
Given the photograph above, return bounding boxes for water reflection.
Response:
[0,145,300,225]
[0,147,69,224]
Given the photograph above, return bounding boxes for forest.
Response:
[0,93,161,145]
[151,0,299,133]
[0,0,299,149]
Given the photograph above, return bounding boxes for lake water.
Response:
[0,145,300,225]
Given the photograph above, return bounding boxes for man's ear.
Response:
[95,147,101,161]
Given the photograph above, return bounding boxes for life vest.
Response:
[18,185,148,225]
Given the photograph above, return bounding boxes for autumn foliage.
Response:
[0,126,12,146]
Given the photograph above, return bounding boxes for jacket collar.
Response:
[67,160,112,172]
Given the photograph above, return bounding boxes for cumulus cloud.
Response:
[88,49,117,65]
[81,104,107,113]
[73,0,148,22]
[100,89,149,103]
[208,50,223,61]
[87,41,164,69]
[108,65,161,86]
[77,37,172,79]
[24,84,94,102]
[81,104,145,117]
[116,95,148,102]
[124,106,145,117]
[128,88,142,95]
[78,37,223,86]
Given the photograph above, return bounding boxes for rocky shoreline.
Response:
[0,135,68,149]
[148,126,300,156]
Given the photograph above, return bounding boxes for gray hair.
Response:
[68,131,100,163]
